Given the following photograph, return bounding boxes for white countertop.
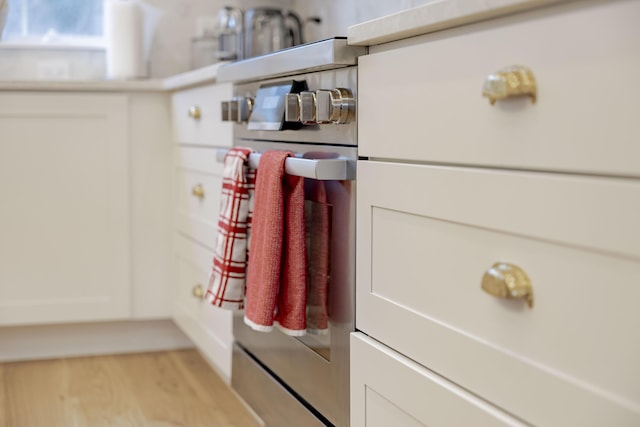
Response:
[0,78,166,92]
[0,61,229,92]
[162,62,229,90]
[347,0,567,46]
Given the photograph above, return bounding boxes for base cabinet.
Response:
[170,82,234,378]
[0,93,131,325]
[355,1,640,426]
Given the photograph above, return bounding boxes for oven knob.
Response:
[221,101,231,121]
[285,93,301,122]
[235,96,254,123]
[299,91,317,124]
[220,97,253,123]
[316,88,355,124]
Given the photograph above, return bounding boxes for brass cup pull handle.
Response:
[191,183,205,199]
[192,283,205,300]
[188,106,201,120]
[481,262,533,308]
[482,65,537,105]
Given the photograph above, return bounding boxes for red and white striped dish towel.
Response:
[205,147,255,310]
[244,150,308,336]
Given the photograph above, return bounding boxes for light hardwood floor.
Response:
[0,349,262,427]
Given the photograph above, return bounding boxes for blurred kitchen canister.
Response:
[0,0,7,40]
[215,6,243,61]
[104,0,157,79]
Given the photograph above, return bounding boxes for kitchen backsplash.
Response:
[0,0,430,80]
[293,0,435,42]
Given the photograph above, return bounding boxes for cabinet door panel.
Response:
[0,93,130,325]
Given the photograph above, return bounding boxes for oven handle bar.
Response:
[215,149,355,181]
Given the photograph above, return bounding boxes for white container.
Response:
[104,0,146,79]
[0,0,8,40]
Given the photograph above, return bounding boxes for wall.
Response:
[0,0,430,80]
[149,0,293,78]
[0,0,293,80]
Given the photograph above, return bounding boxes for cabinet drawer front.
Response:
[173,235,233,378]
[351,333,524,427]
[175,147,223,249]
[356,161,640,426]
[172,83,232,147]
[359,0,640,177]
[174,236,211,316]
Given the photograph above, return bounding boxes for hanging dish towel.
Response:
[304,179,330,335]
[244,151,307,335]
[205,147,255,309]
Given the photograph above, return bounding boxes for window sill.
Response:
[0,38,105,51]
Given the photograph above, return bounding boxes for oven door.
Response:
[230,141,356,427]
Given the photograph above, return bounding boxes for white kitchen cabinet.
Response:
[354,1,640,426]
[0,93,130,325]
[358,0,640,178]
[170,82,234,379]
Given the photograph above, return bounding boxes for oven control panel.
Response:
[220,82,355,127]
[285,88,355,125]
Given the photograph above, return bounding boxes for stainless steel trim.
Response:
[233,67,358,146]
[232,344,327,427]
[217,38,367,83]
[215,149,355,180]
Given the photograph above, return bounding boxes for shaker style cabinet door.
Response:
[0,93,131,325]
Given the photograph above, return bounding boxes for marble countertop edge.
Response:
[0,61,230,92]
[347,0,567,46]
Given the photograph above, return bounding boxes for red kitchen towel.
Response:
[304,180,330,334]
[205,147,255,310]
[244,151,307,335]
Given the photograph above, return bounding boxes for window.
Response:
[2,0,103,43]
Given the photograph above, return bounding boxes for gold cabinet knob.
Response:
[481,262,533,308]
[191,183,205,199]
[192,283,204,300]
[482,65,537,105]
[188,106,201,120]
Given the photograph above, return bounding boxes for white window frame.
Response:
[1,0,104,49]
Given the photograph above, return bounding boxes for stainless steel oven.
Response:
[217,39,365,427]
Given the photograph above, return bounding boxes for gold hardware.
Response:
[188,106,201,120]
[482,65,537,105]
[192,283,204,300]
[191,183,205,199]
[481,262,533,308]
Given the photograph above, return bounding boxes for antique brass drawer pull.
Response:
[481,262,533,308]
[191,183,205,199]
[482,65,537,105]
[192,283,204,300]
[188,106,201,120]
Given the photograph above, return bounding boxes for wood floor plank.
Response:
[1,350,260,427]
[4,358,72,427]
[67,354,146,427]
[113,351,202,427]
[0,364,6,427]
[169,350,261,427]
